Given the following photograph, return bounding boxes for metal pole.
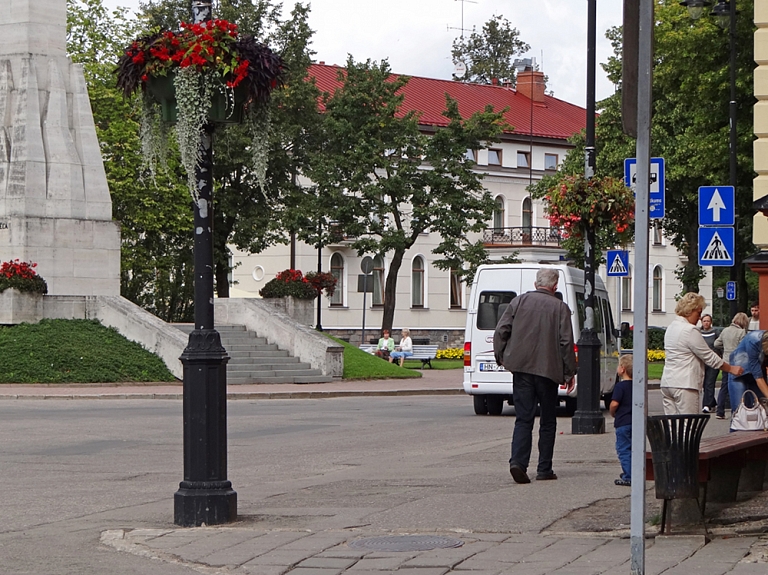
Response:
[630,0,653,571]
[573,0,605,435]
[728,0,738,318]
[174,0,236,527]
[361,273,368,345]
[316,223,323,332]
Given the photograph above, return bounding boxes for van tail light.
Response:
[574,344,578,363]
[464,342,471,366]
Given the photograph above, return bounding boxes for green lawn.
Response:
[325,335,421,380]
[0,319,176,383]
[647,362,664,380]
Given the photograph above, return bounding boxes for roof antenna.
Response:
[446,0,477,39]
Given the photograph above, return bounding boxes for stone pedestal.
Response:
[262,296,314,326]
[0,0,120,296]
[0,288,42,324]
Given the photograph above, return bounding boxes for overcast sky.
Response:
[108,0,624,108]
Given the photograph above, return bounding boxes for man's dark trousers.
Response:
[509,372,559,475]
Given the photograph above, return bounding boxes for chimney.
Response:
[491,77,499,86]
[516,70,546,103]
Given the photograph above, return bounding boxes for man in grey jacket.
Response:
[494,268,577,484]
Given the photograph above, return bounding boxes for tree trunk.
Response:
[381,249,405,332]
[683,218,700,294]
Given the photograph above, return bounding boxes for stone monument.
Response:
[0,0,120,295]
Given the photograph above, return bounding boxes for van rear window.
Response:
[477,291,517,330]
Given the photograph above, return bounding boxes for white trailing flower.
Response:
[245,105,271,195]
[138,93,168,179]
[174,67,215,201]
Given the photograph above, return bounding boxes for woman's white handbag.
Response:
[731,390,768,431]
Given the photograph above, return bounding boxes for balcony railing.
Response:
[483,226,564,248]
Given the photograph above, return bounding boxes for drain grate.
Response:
[348,535,464,552]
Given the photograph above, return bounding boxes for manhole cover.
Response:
[348,535,464,552]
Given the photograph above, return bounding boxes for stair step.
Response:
[228,366,315,376]
[226,345,282,353]
[228,374,333,384]
[227,357,301,366]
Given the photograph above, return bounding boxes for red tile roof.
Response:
[308,63,587,142]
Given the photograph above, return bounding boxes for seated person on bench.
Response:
[390,328,413,367]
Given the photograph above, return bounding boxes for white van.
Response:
[462,263,622,416]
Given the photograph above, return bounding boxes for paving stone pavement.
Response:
[102,527,768,574]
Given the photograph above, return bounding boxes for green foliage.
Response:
[307,57,508,330]
[324,335,421,380]
[591,1,755,297]
[621,326,666,350]
[451,15,530,85]
[0,319,175,383]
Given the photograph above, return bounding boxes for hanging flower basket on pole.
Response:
[115,19,283,199]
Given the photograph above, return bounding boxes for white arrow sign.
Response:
[707,188,726,222]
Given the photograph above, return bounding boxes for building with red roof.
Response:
[231,62,690,343]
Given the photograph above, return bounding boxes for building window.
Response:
[488,149,502,166]
[517,151,530,168]
[652,222,663,245]
[411,256,425,308]
[544,153,558,170]
[493,196,505,230]
[372,255,385,306]
[465,148,476,162]
[621,266,632,311]
[522,197,532,230]
[652,266,663,312]
[330,253,344,306]
[450,269,463,309]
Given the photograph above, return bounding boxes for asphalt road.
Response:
[0,392,714,574]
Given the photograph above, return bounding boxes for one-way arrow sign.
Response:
[699,186,735,226]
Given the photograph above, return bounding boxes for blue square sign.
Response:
[726,281,736,301]
[698,227,735,267]
[624,157,665,219]
[699,186,735,226]
[606,250,629,277]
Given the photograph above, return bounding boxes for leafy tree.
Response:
[451,15,530,85]
[593,1,755,299]
[307,58,507,332]
[67,0,196,321]
[139,0,320,298]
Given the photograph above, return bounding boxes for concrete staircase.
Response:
[173,324,333,384]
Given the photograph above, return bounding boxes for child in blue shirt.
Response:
[610,354,633,487]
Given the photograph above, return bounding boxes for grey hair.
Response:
[401,328,410,335]
[535,268,559,290]
[732,312,749,330]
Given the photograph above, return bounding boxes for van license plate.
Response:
[479,363,505,372]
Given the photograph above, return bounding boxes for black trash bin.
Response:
[646,414,709,534]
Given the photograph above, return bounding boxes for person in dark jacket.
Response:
[493,268,577,484]
[699,314,720,412]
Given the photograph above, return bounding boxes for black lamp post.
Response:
[174,0,236,527]
[572,0,605,435]
[681,0,739,317]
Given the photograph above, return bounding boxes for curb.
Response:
[0,388,465,401]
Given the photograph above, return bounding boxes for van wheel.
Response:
[487,395,504,415]
[473,395,489,415]
[565,397,578,416]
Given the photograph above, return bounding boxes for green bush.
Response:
[622,326,666,350]
[0,319,176,383]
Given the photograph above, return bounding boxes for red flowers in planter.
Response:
[0,260,48,294]
[260,269,337,300]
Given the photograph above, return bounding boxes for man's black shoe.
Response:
[536,472,557,481]
[509,464,530,484]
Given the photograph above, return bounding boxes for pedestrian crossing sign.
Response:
[606,250,629,277]
[698,227,735,267]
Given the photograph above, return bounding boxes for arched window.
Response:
[411,256,425,307]
[450,269,464,309]
[493,196,505,231]
[652,266,663,312]
[372,255,385,306]
[330,253,344,306]
[621,265,632,311]
[522,197,533,242]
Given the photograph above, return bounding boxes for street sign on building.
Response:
[726,281,736,301]
[698,227,735,267]
[606,250,629,277]
[624,157,665,218]
[698,186,735,226]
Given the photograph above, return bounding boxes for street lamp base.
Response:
[174,482,237,527]
[572,410,606,435]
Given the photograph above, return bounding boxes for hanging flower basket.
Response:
[115,19,284,199]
